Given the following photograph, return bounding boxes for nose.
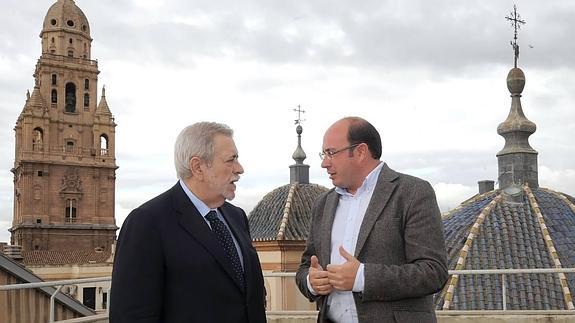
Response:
[235,161,244,174]
[321,157,330,169]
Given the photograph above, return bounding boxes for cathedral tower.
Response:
[10,0,118,252]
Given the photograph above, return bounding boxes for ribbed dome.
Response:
[249,183,328,241]
[42,0,90,37]
[436,186,575,310]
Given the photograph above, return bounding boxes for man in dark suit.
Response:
[296,117,448,323]
[110,122,266,323]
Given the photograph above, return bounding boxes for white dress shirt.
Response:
[179,179,244,268]
[308,162,383,323]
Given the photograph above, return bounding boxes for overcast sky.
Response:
[1,0,574,243]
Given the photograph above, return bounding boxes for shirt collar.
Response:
[179,179,214,218]
[335,161,384,197]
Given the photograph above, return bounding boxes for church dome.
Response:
[248,120,328,241]
[249,183,328,241]
[436,186,575,310]
[42,0,90,38]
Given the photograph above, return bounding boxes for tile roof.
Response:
[436,186,575,310]
[21,249,112,266]
[248,183,328,241]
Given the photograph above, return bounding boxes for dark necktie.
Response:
[205,210,245,288]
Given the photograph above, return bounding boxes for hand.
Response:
[326,246,361,291]
[309,255,332,295]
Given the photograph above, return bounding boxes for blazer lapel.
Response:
[320,190,339,266]
[171,184,243,291]
[354,163,398,257]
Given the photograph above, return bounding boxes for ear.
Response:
[189,156,204,179]
[358,143,370,160]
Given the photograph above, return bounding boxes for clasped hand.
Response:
[309,246,360,295]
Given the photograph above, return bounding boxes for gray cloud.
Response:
[0,0,574,239]
[71,0,575,74]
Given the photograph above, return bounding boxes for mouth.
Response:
[229,177,240,186]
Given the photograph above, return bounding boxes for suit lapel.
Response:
[320,190,339,266]
[171,184,243,291]
[354,163,398,257]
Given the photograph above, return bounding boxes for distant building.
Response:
[436,60,575,310]
[0,251,95,322]
[5,0,117,312]
[249,123,328,311]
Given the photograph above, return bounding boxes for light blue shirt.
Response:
[179,179,244,268]
[307,161,384,323]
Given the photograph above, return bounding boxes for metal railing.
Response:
[2,269,575,322]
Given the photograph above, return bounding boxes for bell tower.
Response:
[10,0,118,252]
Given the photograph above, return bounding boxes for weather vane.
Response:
[505,4,526,68]
[293,105,306,125]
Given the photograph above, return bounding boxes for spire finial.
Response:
[505,4,526,68]
[289,105,309,184]
[102,85,106,97]
[293,105,305,125]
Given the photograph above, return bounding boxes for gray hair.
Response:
[174,122,233,179]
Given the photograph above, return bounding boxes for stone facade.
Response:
[9,0,117,253]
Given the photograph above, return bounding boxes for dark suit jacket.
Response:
[110,183,266,323]
[296,163,448,323]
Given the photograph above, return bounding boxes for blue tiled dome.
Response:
[436,186,575,310]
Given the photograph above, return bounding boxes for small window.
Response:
[67,20,74,27]
[37,171,43,177]
[102,292,108,310]
[65,199,77,223]
[82,25,87,32]
[84,93,89,107]
[84,79,89,90]
[69,38,73,44]
[36,219,42,224]
[51,89,57,103]
[83,287,96,310]
[51,37,55,44]
[51,74,57,85]
[66,141,74,152]
[34,245,40,250]
[67,50,73,57]
[100,135,108,156]
[50,19,57,26]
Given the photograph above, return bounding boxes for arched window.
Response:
[84,79,89,90]
[33,127,43,151]
[52,74,57,85]
[65,83,76,112]
[100,134,108,156]
[84,93,89,107]
[65,199,77,223]
[51,89,57,103]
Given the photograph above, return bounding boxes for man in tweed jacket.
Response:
[296,117,448,323]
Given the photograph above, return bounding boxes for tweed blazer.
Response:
[296,163,448,323]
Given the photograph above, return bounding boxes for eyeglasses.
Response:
[319,143,361,160]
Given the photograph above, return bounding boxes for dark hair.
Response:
[346,117,382,159]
